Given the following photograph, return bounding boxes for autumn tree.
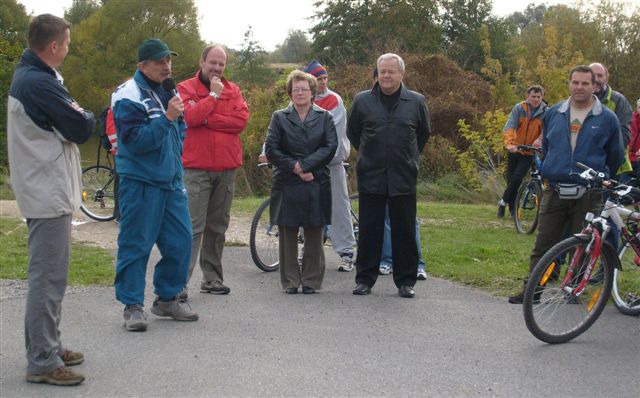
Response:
[271,29,311,63]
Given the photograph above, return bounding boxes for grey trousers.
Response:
[24,215,71,374]
[327,162,356,257]
[185,168,236,284]
[279,225,325,290]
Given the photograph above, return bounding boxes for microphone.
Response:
[162,78,180,98]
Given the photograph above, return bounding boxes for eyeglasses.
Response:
[292,88,311,93]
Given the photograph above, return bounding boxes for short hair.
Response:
[526,85,545,95]
[286,70,317,98]
[377,53,405,72]
[28,14,70,52]
[569,65,595,84]
[201,44,227,62]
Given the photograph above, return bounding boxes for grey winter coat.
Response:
[265,104,338,226]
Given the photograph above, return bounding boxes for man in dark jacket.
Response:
[8,14,95,386]
[347,53,431,298]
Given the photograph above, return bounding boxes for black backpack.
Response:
[96,107,112,152]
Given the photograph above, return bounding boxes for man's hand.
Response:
[293,161,303,175]
[299,172,314,182]
[69,101,84,112]
[166,96,184,121]
[258,154,267,163]
[507,144,518,153]
[210,76,224,97]
[532,137,542,147]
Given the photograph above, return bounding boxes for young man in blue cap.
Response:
[111,38,198,331]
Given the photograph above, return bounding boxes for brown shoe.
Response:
[59,349,84,366]
[26,366,85,386]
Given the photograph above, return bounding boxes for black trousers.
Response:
[355,192,418,288]
[502,152,533,206]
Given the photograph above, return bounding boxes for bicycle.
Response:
[513,145,543,234]
[80,140,117,222]
[523,163,640,344]
[249,163,359,272]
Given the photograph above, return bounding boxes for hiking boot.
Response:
[151,297,199,321]
[508,290,524,304]
[379,264,392,275]
[26,366,85,386]
[497,199,506,218]
[59,349,84,366]
[337,255,354,272]
[200,280,230,295]
[123,304,148,332]
[417,268,427,280]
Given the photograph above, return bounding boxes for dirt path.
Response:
[0,200,252,250]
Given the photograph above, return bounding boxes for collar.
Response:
[372,82,410,100]
[557,95,603,115]
[20,49,57,78]
[133,69,162,91]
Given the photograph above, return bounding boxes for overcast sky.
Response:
[17,0,609,51]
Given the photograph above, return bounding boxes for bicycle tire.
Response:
[80,165,116,222]
[523,235,614,344]
[249,198,279,272]
[514,180,542,234]
[349,193,359,242]
[614,244,640,315]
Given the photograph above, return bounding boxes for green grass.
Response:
[0,218,115,286]
[420,202,535,296]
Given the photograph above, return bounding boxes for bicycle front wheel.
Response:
[514,180,542,234]
[249,198,279,272]
[523,235,614,344]
[614,244,640,315]
[81,165,116,222]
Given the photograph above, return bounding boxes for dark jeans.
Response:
[502,152,533,207]
[355,192,418,288]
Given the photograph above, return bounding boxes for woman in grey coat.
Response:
[265,70,338,294]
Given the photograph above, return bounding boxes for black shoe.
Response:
[285,287,298,294]
[352,283,371,295]
[497,204,506,218]
[398,285,415,298]
[302,286,316,294]
[508,290,524,304]
[201,281,230,295]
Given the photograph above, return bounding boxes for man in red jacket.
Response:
[177,45,250,297]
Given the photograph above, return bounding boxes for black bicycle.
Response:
[249,163,359,272]
[514,145,543,234]
[80,140,117,222]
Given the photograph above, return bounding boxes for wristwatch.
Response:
[209,91,219,99]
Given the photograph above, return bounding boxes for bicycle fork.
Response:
[561,225,603,305]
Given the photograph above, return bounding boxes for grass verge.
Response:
[0,218,114,286]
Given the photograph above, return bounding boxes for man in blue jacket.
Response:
[8,14,95,386]
[111,38,198,330]
[508,65,625,303]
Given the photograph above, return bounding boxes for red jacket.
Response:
[630,111,640,162]
[177,72,250,171]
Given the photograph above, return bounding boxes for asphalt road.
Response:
[1,246,639,397]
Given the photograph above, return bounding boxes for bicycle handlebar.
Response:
[517,145,542,153]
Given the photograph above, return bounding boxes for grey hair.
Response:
[377,53,405,72]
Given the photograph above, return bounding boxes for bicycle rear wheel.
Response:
[349,193,359,242]
[514,180,542,234]
[614,244,640,315]
[523,235,614,344]
[81,165,116,222]
[249,198,279,272]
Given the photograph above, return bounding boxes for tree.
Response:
[62,0,204,116]
[309,0,440,66]
[0,0,30,171]
[231,27,274,88]
[64,0,101,25]
[272,29,311,63]
[439,0,492,72]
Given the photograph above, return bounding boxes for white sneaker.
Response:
[379,264,392,275]
[417,269,427,280]
[337,256,354,272]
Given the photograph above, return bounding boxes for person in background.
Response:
[8,14,95,386]
[508,65,624,304]
[630,99,640,177]
[112,38,198,330]
[348,54,431,298]
[178,45,250,298]
[497,85,546,218]
[303,59,356,272]
[265,70,338,294]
